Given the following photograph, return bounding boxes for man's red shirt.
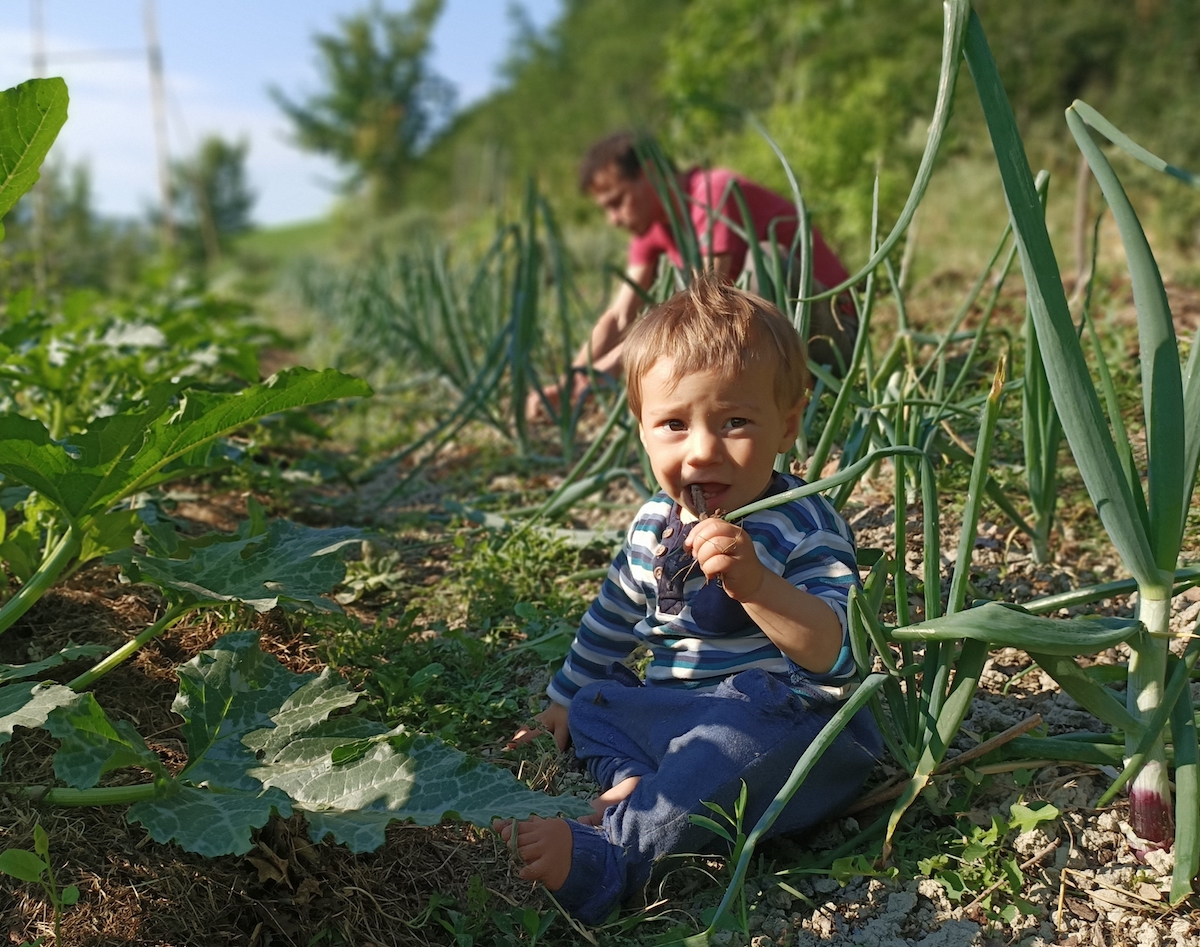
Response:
[628,167,849,289]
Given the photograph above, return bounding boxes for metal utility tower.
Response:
[30,0,48,295]
[143,0,174,249]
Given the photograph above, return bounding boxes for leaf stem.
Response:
[68,603,194,691]
[25,782,162,807]
[0,524,81,636]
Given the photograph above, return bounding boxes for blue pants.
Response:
[552,668,881,924]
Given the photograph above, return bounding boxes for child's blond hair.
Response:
[623,275,810,419]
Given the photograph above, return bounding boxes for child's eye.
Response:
[665,419,686,432]
[728,417,749,429]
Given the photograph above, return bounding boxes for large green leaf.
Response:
[889,602,1141,656]
[0,644,108,684]
[0,383,181,522]
[112,518,361,613]
[103,368,372,509]
[0,78,69,236]
[0,681,79,775]
[44,692,166,788]
[0,368,371,526]
[242,663,591,852]
[24,633,588,857]
[173,631,315,792]
[0,413,106,521]
[963,11,1163,594]
[127,784,292,858]
[175,635,587,853]
[118,632,304,856]
[248,713,592,853]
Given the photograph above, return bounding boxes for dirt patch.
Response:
[3,447,1199,945]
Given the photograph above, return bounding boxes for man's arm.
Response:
[526,263,654,420]
[571,262,655,377]
[578,253,736,377]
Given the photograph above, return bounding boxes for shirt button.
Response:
[654,544,667,557]
[662,526,674,538]
[653,566,663,579]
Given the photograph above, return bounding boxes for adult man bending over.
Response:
[529,131,858,420]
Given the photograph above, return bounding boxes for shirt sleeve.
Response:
[778,497,860,688]
[546,541,647,706]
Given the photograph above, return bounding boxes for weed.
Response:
[917,800,1059,925]
[0,823,80,946]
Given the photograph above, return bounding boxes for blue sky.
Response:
[0,1,561,225]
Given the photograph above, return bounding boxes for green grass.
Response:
[234,218,338,263]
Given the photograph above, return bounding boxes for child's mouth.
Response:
[685,482,728,514]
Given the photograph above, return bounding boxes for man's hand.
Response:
[685,518,766,602]
[524,373,593,424]
[524,383,560,423]
[507,701,570,751]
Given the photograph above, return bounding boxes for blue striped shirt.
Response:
[547,473,860,707]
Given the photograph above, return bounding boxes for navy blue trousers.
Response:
[553,668,881,924]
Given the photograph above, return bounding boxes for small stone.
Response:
[1135,923,1162,947]
[1136,881,1162,901]
[1144,846,1175,876]
[751,936,773,947]
[886,891,918,915]
[1014,827,1055,858]
[813,876,840,894]
[710,931,734,947]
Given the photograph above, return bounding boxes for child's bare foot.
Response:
[579,774,641,826]
[493,816,573,890]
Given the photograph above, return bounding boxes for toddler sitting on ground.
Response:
[498,276,880,923]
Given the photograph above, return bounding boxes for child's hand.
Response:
[685,518,766,602]
[507,701,570,751]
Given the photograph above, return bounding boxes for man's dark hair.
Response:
[578,131,644,192]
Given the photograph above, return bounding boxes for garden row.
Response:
[1,3,1199,942]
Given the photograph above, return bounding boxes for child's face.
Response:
[637,356,803,517]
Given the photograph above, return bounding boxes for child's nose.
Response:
[686,428,721,465]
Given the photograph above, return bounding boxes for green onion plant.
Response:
[965,6,1200,903]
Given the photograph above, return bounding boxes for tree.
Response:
[0,158,150,296]
[272,0,454,213]
[661,0,1200,251]
[171,135,256,267]
[403,0,688,216]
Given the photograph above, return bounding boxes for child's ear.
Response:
[776,398,804,452]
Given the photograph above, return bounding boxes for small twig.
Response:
[973,759,1055,776]
[1056,867,1070,933]
[542,887,599,945]
[843,776,906,815]
[843,715,1044,814]
[1057,822,1080,932]
[962,838,1060,913]
[941,714,1044,770]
